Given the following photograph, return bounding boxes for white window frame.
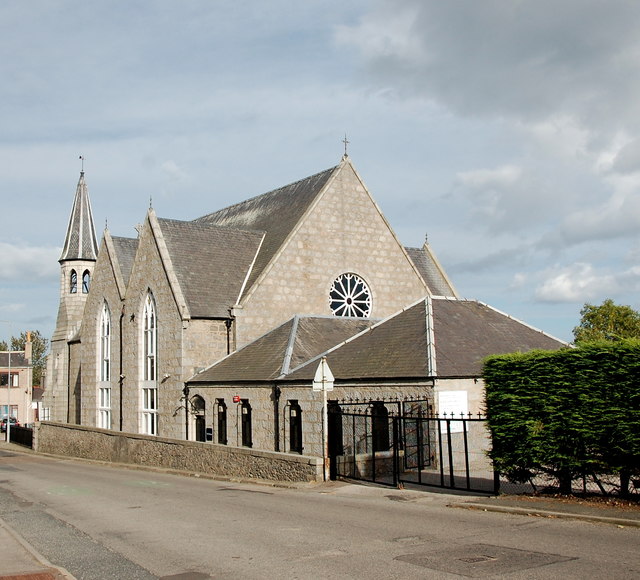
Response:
[98,386,111,429]
[140,292,158,435]
[143,293,156,382]
[100,302,111,382]
[142,386,158,436]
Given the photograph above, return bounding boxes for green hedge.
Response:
[483,340,640,495]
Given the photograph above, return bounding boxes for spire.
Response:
[59,170,99,262]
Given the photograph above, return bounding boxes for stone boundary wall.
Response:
[34,422,323,483]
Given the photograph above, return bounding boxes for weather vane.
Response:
[79,155,85,172]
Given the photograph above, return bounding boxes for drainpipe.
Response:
[119,305,125,431]
[225,310,235,355]
[273,384,281,451]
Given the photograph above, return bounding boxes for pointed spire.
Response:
[59,170,99,262]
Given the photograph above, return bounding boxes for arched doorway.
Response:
[191,395,206,442]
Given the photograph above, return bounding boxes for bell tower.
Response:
[44,168,98,421]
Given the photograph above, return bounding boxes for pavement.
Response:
[1,441,639,579]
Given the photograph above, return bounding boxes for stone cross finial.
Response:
[342,134,350,158]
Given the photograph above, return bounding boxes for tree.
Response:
[573,299,640,343]
[0,330,49,387]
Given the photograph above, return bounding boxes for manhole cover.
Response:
[396,543,576,577]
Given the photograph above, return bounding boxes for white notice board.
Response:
[438,390,468,433]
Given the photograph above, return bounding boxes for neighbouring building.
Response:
[1,336,34,426]
[43,154,567,460]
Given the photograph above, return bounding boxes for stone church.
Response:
[43,155,566,458]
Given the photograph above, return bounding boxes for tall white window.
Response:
[100,302,111,382]
[98,387,111,429]
[141,292,158,435]
[143,293,156,381]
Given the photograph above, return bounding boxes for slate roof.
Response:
[194,166,337,298]
[189,316,374,383]
[0,352,29,368]
[406,246,457,297]
[111,236,139,285]
[281,297,568,382]
[60,172,99,262]
[157,218,264,318]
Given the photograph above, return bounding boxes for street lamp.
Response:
[1,320,12,443]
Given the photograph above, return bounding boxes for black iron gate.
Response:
[329,404,497,494]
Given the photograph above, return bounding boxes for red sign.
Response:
[233,395,241,403]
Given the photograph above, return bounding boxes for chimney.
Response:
[25,331,32,365]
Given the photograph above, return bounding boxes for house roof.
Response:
[0,352,29,368]
[111,236,139,285]
[406,245,458,297]
[193,166,338,299]
[188,316,374,383]
[281,298,568,383]
[157,218,264,318]
[59,172,99,262]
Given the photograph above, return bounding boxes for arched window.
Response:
[143,293,156,382]
[192,395,206,442]
[289,400,303,454]
[70,270,78,294]
[329,273,371,317]
[100,302,111,382]
[241,399,252,448]
[141,292,158,435]
[82,270,91,293]
[371,401,390,452]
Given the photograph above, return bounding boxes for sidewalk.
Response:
[450,494,640,527]
[0,518,74,580]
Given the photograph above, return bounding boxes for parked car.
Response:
[0,417,20,432]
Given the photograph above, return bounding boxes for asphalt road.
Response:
[0,449,638,579]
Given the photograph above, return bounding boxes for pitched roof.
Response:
[431,299,567,376]
[188,316,374,383]
[111,236,139,285]
[59,172,98,262]
[406,245,458,297]
[193,166,337,299]
[283,297,568,382]
[157,218,264,318]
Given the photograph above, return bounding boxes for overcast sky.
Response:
[3,0,640,345]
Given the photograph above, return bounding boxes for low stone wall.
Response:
[34,422,323,483]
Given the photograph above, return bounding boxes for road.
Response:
[0,448,638,579]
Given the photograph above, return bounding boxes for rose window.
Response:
[329,273,371,318]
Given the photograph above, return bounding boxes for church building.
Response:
[43,155,566,459]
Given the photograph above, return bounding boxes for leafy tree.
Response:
[573,299,640,343]
[0,330,49,387]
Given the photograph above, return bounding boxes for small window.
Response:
[289,400,303,454]
[98,387,111,429]
[70,270,78,294]
[241,399,252,448]
[217,399,227,445]
[0,373,18,387]
[82,270,91,293]
[142,387,158,435]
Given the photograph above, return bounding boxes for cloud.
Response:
[0,243,60,282]
[533,262,640,303]
[337,1,640,135]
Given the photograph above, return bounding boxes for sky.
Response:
[3,0,640,345]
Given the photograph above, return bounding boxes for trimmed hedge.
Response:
[483,340,640,495]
